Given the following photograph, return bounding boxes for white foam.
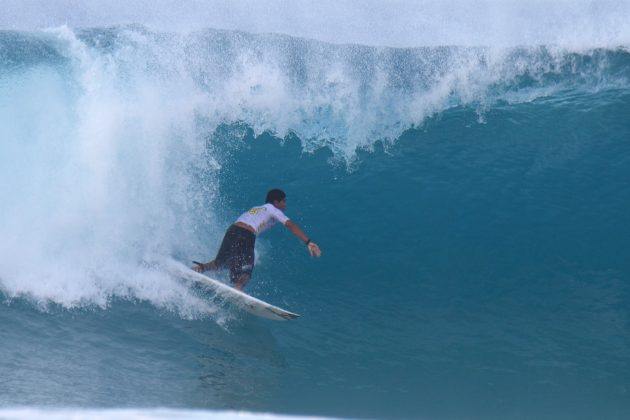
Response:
[0,28,222,315]
[1,0,629,48]
[0,409,338,420]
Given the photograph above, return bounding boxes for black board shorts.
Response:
[214,224,256,282]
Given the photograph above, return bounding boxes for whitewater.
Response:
[1,1,629,419]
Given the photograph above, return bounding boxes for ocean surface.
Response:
[1,2,630,419]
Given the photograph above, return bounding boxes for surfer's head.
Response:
[266,189,287,209]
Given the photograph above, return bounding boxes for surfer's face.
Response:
[273,198,287,210]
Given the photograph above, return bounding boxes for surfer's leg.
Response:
[199,225,239,272]
[192,260,218,273]
[232,272,251,291]
[229,255,253,290]
[226,226,255,289]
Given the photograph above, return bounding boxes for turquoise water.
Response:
[1,6,630,419]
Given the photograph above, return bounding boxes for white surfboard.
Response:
[170,262,300,321]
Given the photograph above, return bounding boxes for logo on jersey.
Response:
[248,207,266,215]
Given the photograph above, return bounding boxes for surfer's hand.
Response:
[307,242,321,257]
[192,263,204,273]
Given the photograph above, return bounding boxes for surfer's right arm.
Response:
[285,220,322,257]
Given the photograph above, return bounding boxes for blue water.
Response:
[1,4,630,419]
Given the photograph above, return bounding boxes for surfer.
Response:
[192,189,322,290]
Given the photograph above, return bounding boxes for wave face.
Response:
[1,12,630,420]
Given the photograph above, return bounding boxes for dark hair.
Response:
[265,189,286,204]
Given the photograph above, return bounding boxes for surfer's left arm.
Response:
[285,220,322,257]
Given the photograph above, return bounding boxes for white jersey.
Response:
[236,203,290,234]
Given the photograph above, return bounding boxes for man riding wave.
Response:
[193,189,321,290]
